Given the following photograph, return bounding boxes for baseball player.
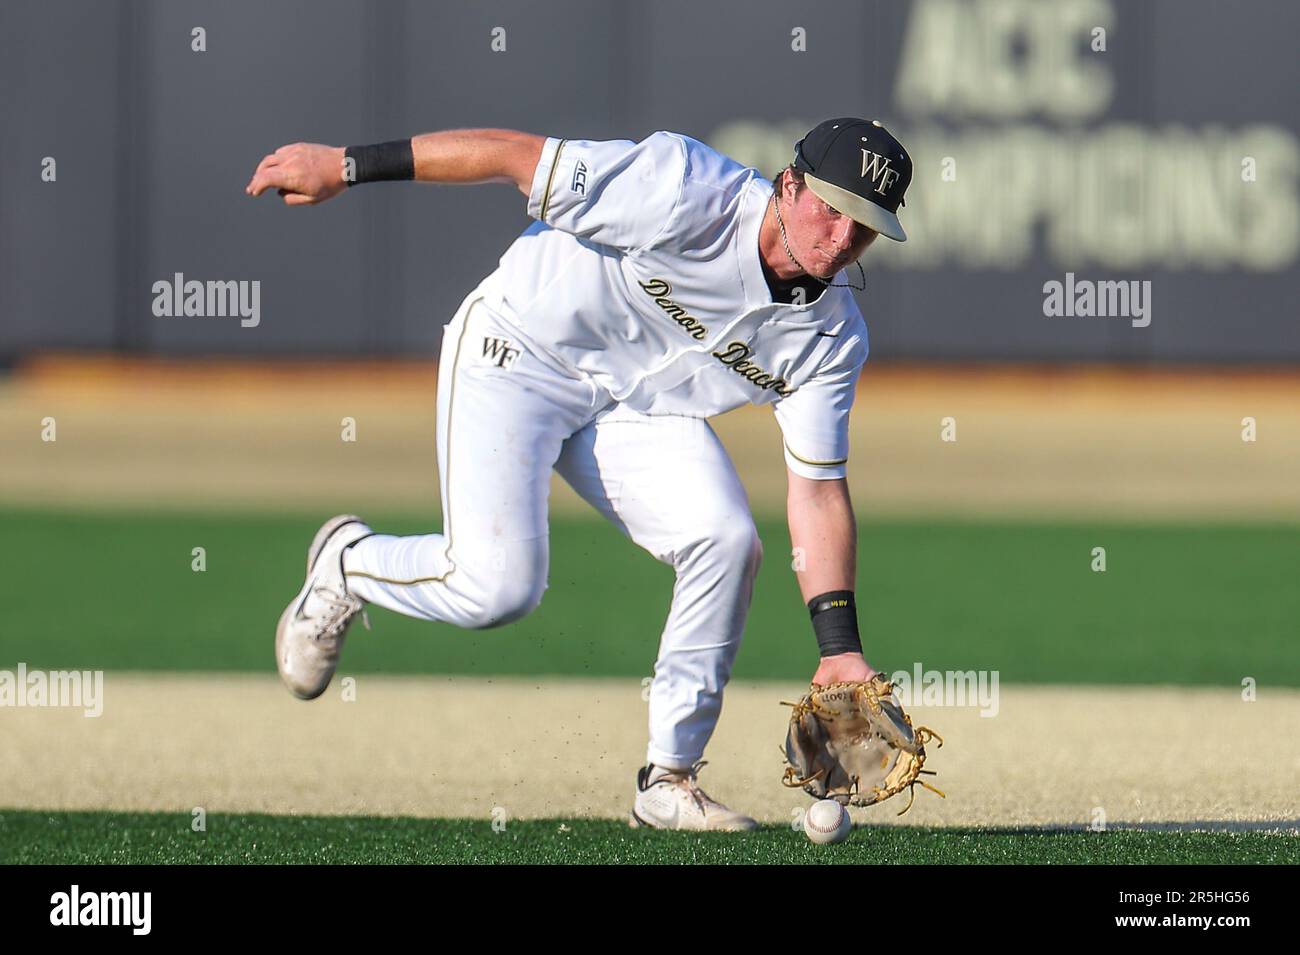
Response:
[246,118,913,831]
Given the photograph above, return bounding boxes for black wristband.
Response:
[343,139,415,186]
[808,590,862,658]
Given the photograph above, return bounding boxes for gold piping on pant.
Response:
[345,299,480,587]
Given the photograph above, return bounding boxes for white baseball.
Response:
[803,799,851,845]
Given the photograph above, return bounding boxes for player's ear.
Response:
[781,168,796,201]
[784,167,808,203]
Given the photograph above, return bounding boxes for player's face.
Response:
[783,180,878,278]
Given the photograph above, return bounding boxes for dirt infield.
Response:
[3,357,1300,519]
[3,675,1296,830]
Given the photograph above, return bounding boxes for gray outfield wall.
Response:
[1,0,1296,363]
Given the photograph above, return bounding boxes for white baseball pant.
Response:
[343,293,763,768]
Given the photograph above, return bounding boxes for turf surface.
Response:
[3,506,1297,685]
[1,810,1294,865]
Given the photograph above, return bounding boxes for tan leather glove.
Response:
[782,677,945,815]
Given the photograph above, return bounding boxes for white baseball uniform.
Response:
[343,131,869,768]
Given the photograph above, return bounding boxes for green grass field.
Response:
[4,506,1298,864]
[1,810,1294,865]
[3,506,1298,685]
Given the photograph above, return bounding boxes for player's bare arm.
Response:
[244,129,544,205]
[786,470,878,685]
[412,129,544,194]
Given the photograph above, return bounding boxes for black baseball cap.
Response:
[793,118,912,242]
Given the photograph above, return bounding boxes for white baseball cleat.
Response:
[628,761,759,832]
[275,514,373,701]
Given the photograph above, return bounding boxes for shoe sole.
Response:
[627,807,758,832]
[275,515,367,701]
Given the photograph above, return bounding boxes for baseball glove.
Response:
[782,677,944,815]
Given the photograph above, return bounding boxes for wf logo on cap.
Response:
[860,149,903,196]
[794,117,912,241]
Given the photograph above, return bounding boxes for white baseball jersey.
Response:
[343,130,874,773]
[469,130,870,479]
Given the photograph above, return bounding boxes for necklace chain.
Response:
[770,193,867,291]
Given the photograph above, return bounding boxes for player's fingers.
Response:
[246,171,275,196]
[280,190,315,207]
[252,154,281,179]
[245,153,284,195]
[248,165,294,197]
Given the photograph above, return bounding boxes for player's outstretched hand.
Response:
[245,143,348,206]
